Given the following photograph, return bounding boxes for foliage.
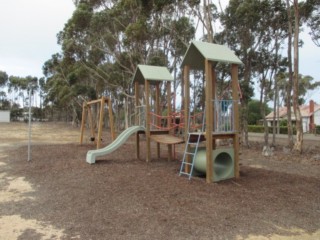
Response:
[277,72,320,105]
[247,99,271,125]
[43,0,197,123]
[305,0,320,47]
[248,125,296,134]
[0,71,8,87]
[10,108,23,121]
[219,0,289,146]
[1,0,319,127]
[0,99,10,110]
[279,119,288,127]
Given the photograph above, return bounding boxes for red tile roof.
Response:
[265,102,320,120]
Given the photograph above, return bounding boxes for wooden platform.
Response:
[150,134,184,144]
[189,131,237,139]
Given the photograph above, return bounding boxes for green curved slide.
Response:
[86,125,145,164]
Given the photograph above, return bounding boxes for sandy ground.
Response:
[0,123,79,240]
[0,122,319,240]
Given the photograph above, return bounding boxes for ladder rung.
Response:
[181,162,192,166]
[185,152,195,155]
[180,110,206,180]
[188,132,203,135]
[179,172,191,176]
[187,142,199,145]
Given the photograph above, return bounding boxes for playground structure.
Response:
[86,65,184,164]
[85,41,242,183]
[179,41,242,183]
[80,96,116,149]
[132,65,185,162]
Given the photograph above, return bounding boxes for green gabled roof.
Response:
[181,41,243,70]
[132,65,174,85]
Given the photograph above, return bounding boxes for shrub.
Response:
[248,125,296,134]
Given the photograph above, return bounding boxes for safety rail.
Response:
[188,111,205,132]
[213,100,237,133]
[148,111,185,133]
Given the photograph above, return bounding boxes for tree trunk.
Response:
[272,34,280,146]
[71,103,79,127]
[124,97,129,129]
[293,0,303,153]
[241,103,249,147]
[259,73,268,147]
[286,0,294,148]
[241,54,252,148]
[203,0,214,43]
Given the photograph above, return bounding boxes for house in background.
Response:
[0,110,10,122]
[265,100,320,133]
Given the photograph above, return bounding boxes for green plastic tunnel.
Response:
[193,147,235,182]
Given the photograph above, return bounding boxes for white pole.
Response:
[28,88,32,161]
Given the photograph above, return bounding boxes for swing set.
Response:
[79,96,116,149]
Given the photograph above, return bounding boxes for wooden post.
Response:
[205,59,213,183]
[145,79,151,162]
[106,97,116,141]
[136,133,140,159]
[231,64,240,178]
[167,81,172,160]
[212,66,216,150]
[135,81,140,159]
[87,106,95,144]
[156,83,161,158]
[96,97,105,149]
[135,81,140,125]
[168,144,172,161]
[80,102,87,144]
[183,65,190,172]
[167,81,172,133]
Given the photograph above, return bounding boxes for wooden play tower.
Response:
[180,41,243,183]
[132,65,184,162]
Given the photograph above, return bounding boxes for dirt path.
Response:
[0,122,80,239]
[0,122,319,240]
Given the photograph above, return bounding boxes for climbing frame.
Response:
[79,96,115,149]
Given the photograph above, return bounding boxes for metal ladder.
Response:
[179,111,206,180]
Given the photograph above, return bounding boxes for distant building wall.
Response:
[315,109,320,126]
[0,111,10,122]
[302,117,309,133]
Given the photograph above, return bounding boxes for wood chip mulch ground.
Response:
[1,135,319,240]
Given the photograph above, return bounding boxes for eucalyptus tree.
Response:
[8,76,25,107]
[0,71,9,108]
[38,77,46,120]
[43,53,96,123]
[47,0,196,126]
[187,0,218,42]
[277,72,319,106]
[7,75,38,108]
[306,0,320,47]
[25,76,38,107]
[0,71,8,88]
[292,0,303,153]
[285,0,295,148]
[252,0,288,148]
[220,0,288,147]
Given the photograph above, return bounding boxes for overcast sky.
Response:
[0,0,75,78]
[0,0,319,101]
